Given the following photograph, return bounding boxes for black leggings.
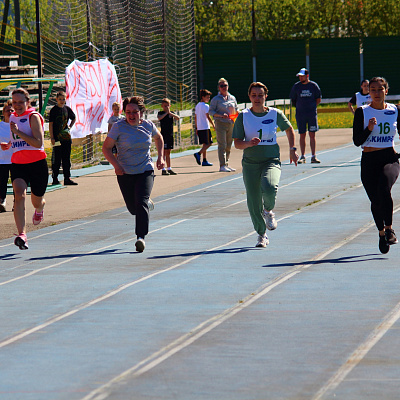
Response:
[361,147,400,231]
[0,163,11,200]
[117,170,154,238]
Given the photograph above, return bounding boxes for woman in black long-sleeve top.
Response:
[353,77,400,254]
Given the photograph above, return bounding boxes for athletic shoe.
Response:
[168,169,177,175]
[194,152,201,165]
[0,198,6,213]
[263,210,277,230]
[135,238,145,252]
[219,165,231,172]
[379,234,390,254]
[385,228,398,245]
[311,156,321,164]
[227,165,236,171]
[256,234,269,248]
[298,156,306,164]
[202,160,213,166]
[148,198,155,211]
[14,233,28,250]
[32,209,44,226]
[64,179,78,185]
[162,170,169,175]
[52,179,60,185]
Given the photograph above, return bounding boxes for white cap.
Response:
[296,68,309,76]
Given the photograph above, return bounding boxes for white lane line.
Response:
[0,185,362,348]
[0,152,358,285]
[312,302,400,400]
[80,216,379,400]
[0,155,360,284]
[0,230,254,349]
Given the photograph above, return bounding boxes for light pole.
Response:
[35,0,43,112]
[251,0,256,82]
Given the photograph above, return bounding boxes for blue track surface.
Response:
[1,141,400,400]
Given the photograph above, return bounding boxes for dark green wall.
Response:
[200,37,400,102]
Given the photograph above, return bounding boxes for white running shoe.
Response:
[135,238,145,252]
[219,165,231,172]
[148,198,155,211]
[226,165,236,171]
[256,234,269,247]
[263,210,277,230]
[0,198,6,213]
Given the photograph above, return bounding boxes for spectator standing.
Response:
[0,100,13,212]
[194,89,214,167]
[158,98,179,175]
[49,91,77,185]
[290,68,322,164]
[209,78,237,172]
[348,79,371,115]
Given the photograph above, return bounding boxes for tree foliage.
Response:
[195,0,400,42]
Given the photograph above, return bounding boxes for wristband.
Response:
[290,147,297,151]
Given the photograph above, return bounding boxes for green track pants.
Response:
[242,157,281,236]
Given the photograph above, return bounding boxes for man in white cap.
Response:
[290,68,322,163]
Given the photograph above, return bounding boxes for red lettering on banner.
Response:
[66,59,122,138]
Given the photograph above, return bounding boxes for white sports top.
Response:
[361,103,398,149]
[355,92,371,107]
[242,107,278,146]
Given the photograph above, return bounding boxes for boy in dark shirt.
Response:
[157,98,180,175]
[49,91,77,185]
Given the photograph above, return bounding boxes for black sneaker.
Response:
[162,170,169,175]
[64,179,78,185]
[385,228,398,245]
[52,179,60,185]
[168,169,177,175]
[379,234,390,254]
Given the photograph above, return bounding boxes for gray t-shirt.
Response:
[108,114,124,124]
[108,119,158,174]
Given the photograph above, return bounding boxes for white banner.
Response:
[65,59,122,138]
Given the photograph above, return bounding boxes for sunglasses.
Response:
[219,84,228,88]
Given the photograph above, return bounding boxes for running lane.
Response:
[0,142,400,400]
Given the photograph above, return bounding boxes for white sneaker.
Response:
[0,198,6,213]
[148,198,155,211]
[263,210,277,230]
[219,165,231,172]
[226,165,236,172]
[256,234,269,247]
[135,238,145,252]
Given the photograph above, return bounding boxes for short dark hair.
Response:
[56,91,66,98]
[248,82,269,96]
[369,77,389,90]
[199,89,212,100]
[122,96,146,112]
[361,79,369,85]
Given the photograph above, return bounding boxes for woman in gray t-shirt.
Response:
[102,96,164,252]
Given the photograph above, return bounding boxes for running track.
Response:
[1,142,400,400]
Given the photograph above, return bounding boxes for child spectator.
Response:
[157,98,180,175]
[107,102,123,156]
[108,102,124,131]
[49,91,77,185]
[194,89,215,166]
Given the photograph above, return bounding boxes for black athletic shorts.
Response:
[11,158,48,197]
[197,129,213,145]
[162,132,174,150]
